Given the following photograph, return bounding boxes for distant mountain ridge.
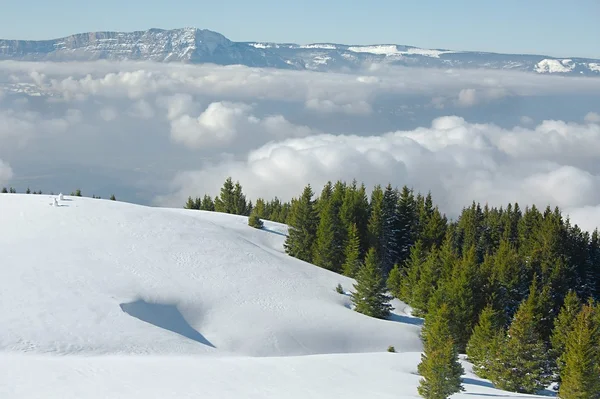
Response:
[1,27,598,76]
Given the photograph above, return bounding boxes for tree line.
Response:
[189,177,600,399]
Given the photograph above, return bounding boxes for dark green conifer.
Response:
[350,248,393,319]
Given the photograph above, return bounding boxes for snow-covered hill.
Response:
[0,194,551,398]
[0,27,598,76]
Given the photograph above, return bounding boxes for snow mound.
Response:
[0,194,421,357]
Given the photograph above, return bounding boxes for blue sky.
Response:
[2,0,599,58]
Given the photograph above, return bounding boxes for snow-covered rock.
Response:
[0,27,599,76]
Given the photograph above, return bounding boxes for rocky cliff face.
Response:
[0,27,598,76]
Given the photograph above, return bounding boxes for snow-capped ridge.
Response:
[1,27,599,76]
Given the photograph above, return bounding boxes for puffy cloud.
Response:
[168,102,321,149]
[305,98,372,115]
[585,112,600,123]
[157,117,600,230]
[169,102,251,148]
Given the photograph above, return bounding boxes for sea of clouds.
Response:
[1,60,600,230]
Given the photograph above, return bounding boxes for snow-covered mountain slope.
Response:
[0,27,598,76]
[0,194,551,398]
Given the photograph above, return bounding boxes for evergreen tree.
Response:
[417,304,464,399]
[558,302,600,399]
[248,208,264,229]
[411,246,441,317]
[184,196,198,210]
[367,184,384,257]
[386,264,403,299]
[490,297,552,394]
[466,304,504,379]
[110,194,116,201]
[200,195,215,211]
[214,177,236,214]
[233,181,248,215]
[397,185,417,262]
[551,290,582,378]
[1,187,6,193]
[313,192,342,272]
[398,240,426,303]
[380,184,400,275]
[284,185,318,263]
[342,223,362,277]
[350,248,393,319]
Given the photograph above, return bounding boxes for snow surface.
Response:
[347,45,455,58]
[534,59,576,73]
[0,194,551,398]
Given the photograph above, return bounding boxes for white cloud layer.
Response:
[1,60,600,232]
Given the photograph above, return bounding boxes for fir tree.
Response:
[397,185,417,262]
[380,184,400,275]
[200,195,215,211]
[342,223,362,277]
[558,302,600,399]
[110,194,116,201]
[417,304,464,399]
[184,196,197,210]
[398,240,426,303]
[248,208,264,229]
[386,264,403,299]
[313,193,342,272]
[233,181,248,215]
[411,246,441,317]
[466,304,504,379]
[490,297,552,394]
[214,177,236,214]
[551,290,582,378]
[367,184,384,257]
[284,185,318,263]
[350,248,393,319]
[2,187,8,193]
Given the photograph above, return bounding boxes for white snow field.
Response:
[0,194,550,398]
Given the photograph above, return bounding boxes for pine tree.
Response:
[284,185,318,263]
[380,184,400,275]
[110,194,116,201]
[233,181,248,215]
[397,185,417,262]
[248,208,264,229]
[200,195,215,211]
[551,290,582,378]
[411,247,441,317]
[367,184,384,257]
[342,223,362,277]
[490,297,552,394]
[386,264,403,299]
[350,248,393,319]
[313,194,341,272]
[466,304,504,379]
[417,304,464,399]
[2,187,8,193]
[558,302,600,399]
[184,196,197,210]
[399,240,426,303]
[214,177,235,213]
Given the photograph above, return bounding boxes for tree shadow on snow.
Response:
[461,378,556,398]
[120,299,215,348]
[387,312,424,326]
[261,227,288,238]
